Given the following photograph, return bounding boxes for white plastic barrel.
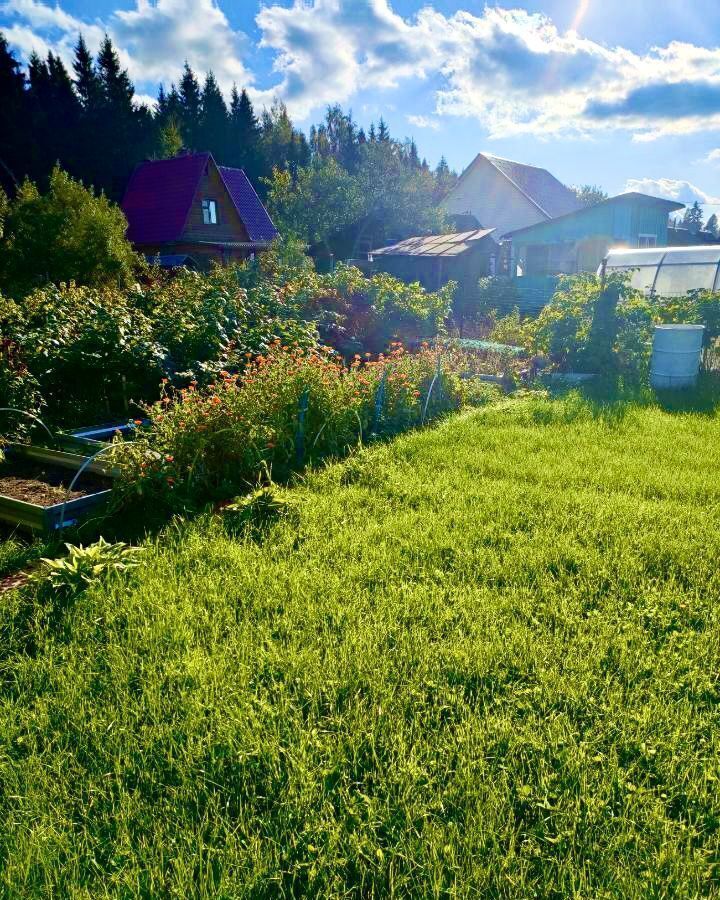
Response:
[650,324,705,390]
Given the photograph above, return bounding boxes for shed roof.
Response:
[504,191,685,240]
[454,154,582,220]
[122,152,277,246]
[371,229,496,258]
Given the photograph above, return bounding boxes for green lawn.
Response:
[2,394,720,897]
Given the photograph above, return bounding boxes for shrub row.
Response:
[111,342,500,511]
[0,250,454,432]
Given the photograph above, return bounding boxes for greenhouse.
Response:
[601,246,720,296]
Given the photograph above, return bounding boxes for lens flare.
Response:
[570,0,591,32]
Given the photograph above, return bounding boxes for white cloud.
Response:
[253,1,720,137]
[625,177,720,208]
[705,149,720,163]
[0,0,253,96]
[406,114,440,130]
[3,0,720,139]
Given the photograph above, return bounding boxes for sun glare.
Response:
[570,0,591,32]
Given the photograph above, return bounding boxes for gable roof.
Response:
[217,165,278,243]
[372,229,496,258]
[504,191,685,239]
[455,153,583,221]
[122,152,277,246]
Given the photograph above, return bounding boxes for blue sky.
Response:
[2,0,720,214]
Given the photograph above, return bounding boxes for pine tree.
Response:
[368,122,376,143]
[705,213,718,238]
[377,117,390,143]
[179,63,202,151]
[200,71,228,160]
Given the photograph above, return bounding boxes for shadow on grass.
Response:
[540,372,720,424]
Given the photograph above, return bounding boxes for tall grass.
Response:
[2,395,720,896]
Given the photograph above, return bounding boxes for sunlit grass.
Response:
[2,394,720,896]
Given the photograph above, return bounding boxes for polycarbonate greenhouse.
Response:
[601,246,720,296]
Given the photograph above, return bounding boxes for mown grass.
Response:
[2,393,720,897]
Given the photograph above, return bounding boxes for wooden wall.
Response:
[181,161,250,244]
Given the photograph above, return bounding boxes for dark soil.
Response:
[0,460,111,506]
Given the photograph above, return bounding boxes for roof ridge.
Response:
[483,155,554,219]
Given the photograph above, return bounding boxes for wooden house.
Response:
[121,152,277,268]
[442,153,582,236]
[504,191,684,310]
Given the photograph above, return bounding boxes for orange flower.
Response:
[165,454,174,462]
[133,419,143,425]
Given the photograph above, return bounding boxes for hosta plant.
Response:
[34,537,144,593]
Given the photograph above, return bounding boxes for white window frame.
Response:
[637,233,657,249]
[202,199,218,225]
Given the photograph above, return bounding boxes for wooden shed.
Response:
[370,229,498,309]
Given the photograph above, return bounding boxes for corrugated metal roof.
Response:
[483,155,583,219]
[122,153,278,246]
[372,228,496,258]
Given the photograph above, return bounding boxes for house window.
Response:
[638,234,657,249]
[202,199,218,225]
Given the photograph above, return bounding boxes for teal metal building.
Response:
[505,192,684,309]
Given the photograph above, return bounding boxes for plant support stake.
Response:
[295,388,310,467]
[371,369,387,437]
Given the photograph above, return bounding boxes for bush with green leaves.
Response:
[33,538,144,593]
[489,274,655,378]
[136,265,318,380]
[0,167,140,299]
[9,282,165,425]
[469,275,521,325]
[247,262,454,355]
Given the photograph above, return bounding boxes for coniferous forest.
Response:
[0,32,458,255]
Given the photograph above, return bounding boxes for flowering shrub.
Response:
[111,342,497,509]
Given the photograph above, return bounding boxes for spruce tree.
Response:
[179,63,202,151]
[228,86,262,179]
[73,34,102,110]
[200,71,228,160]
[0,33,29,189]
[705,213,719,238]
[27,51,82,182]
[95,36,149,197]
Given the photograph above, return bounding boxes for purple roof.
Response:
[121,152,277,245]
[218,165,278,242]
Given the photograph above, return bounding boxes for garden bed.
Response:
[0,459,110,505]
[0,447,115,531]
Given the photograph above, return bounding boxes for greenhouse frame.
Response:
[601,246,720,296]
